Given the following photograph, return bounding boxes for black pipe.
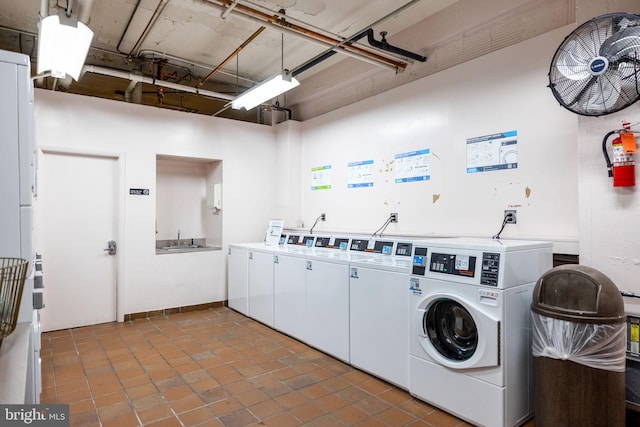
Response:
[366,29,426,62]
[292,30,370,78]
[602,130,617,178]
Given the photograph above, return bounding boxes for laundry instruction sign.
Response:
[395,149,430,183]
[347,160,374,188]
[311,165,332,190]
[466,130,518,173]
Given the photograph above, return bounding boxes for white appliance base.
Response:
[409,355,531,427]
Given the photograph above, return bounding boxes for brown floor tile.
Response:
[178,406,216,425]
[377,407,418,426]
[137,403,174,425]
[101,412,141,427]
[41,307,479,427]
[169,393,206,414]
[261,411,301,427]
[208,397,244,417]
[333,404,370,425]
[97,401,134,421]
[315,392,350,412]
[288,401,326,423]
[247,398,283,419]
[218,408,259,427]
[274,391,307,409]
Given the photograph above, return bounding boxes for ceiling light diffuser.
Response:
[37,15,94,81]
[231,71,300,110]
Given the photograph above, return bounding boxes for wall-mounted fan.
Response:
[548,12,640,116]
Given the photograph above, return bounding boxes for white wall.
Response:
[298,27,579,253]
[578,105,640,313]
[34,90,277,315]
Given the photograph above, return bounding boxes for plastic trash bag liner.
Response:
[532,312,626,372]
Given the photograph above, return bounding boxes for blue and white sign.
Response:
[395,149,430,183]
[347,160,374,188]
[466,130,518,173]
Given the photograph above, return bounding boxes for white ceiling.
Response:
[0,0,575,123]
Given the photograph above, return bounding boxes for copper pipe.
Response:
[196,26,266,88]
[127,0,167,58]
[211,0,406,71]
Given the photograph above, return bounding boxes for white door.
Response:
[37,152,118,332]
[247,250,274,327]
[227,246,248,315]
[306,259,350,362]
[274,254,307,341]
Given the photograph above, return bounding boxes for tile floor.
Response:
[40,306,534,427]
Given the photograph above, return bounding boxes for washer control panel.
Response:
[480,253,501,287]
[429,252,477,278]
[412,247,428,275]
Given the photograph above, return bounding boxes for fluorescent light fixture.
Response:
[231,71,300,110]
[37,14,94,81]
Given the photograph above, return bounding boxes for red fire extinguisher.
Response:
[603,122,636,187]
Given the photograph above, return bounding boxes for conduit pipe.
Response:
[138,49,258,85]
[221,0,240,19]
[196,26,266,88]
[292,0,423,77]
[205,0,406,72]
[78,0,94,25]
[127,0,169,57]
[82,64,235,101]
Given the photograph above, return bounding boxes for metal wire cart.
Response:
[0,258,28,348]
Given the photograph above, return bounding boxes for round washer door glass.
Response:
[424,298,478,361]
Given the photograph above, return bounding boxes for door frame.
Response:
[38,146,126,322]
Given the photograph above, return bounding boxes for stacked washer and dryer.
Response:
[408,238,552,427]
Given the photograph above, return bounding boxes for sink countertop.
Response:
[155,238,221,254]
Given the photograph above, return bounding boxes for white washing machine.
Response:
[349,240,414,389]
[408,238,552,427]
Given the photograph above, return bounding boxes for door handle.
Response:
[350,267,359,278]
[104,240,117,255]
[306,261,312,271]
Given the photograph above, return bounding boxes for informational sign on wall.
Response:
[395,149,430,183]
[466,130,518,173]
[347,160,374,188]
[311,165,332,190]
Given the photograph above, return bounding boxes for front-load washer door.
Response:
[415,293,500,370]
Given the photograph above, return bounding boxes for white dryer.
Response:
[408,238,552,427]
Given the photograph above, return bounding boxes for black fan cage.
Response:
[548,12,640,116]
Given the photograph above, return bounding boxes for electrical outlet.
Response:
[320,213,326,221]
[390,213,398,223]
[504,210,517,224]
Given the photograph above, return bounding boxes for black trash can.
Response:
[531,264,627,427]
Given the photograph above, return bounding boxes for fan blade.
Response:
[556,40,591,80]
[600,25,640,63]
[583,72,621,112]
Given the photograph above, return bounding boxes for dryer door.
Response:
[415,293,500,369]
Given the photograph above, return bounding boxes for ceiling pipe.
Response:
[205,0,406,72]
[82,64,235,101]
[291,0,424,77]
[40,0,50,19]
[221,0,240,20]
[292,30,368,78]
[196,26,266,88]
[77,0,94,25]
[137,49,258,85]
[127,0,169,58]
[366,30,426,62]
